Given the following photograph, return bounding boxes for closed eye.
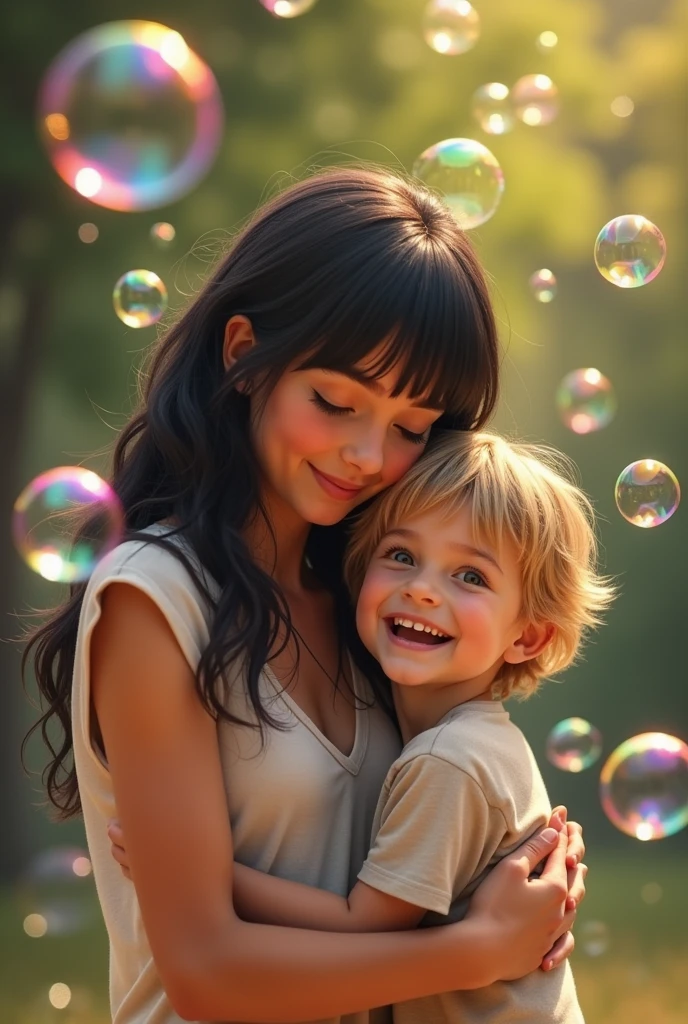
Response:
[310,390,352,415]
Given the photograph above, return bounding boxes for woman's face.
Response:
[250,351,444,526]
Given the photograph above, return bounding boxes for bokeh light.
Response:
[556,368,617,435]
[15,848,98,936]
[611,95,634,117]
[641,882,663,904]
[600,733,688,840]
[546,718,603,773]
[529,268,557,302]
[150,221,176,246]
[594,215,666,288]
[113,269,168,328]
[77,222,98,243]
[423,0,481,56]
[49,984,72,1010]
[471,83,514,135]
[12,468,124,583]
[38,21,224,211]
[260,0,319,16]
[413,138,504,229]
[614,459,680,528]
[511,74,559,126]
[580,920,610,957]
[536,31,559,52]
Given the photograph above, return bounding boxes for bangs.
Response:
[293,234,497,428]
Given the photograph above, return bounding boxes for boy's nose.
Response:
[403,578,441,606]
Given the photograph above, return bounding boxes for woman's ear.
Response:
[223,316,256,387]
[503,621,555,665]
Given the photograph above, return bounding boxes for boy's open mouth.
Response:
[386,617,453,646]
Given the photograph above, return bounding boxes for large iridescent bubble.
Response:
[260,0,319,16]
[615,459,680,527]
[423,1,481,55]
[600,733,688,840]
[594,215,666,288]
[12,467,124,583]
[471,83,514,135]
[113,269,168,327]
[546,718,603,773]
[511,74,559,126]
[38,21,224,211]
[413,138,504,229]
[556,368,617,435]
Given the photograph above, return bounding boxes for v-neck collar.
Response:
[262,654,369,775]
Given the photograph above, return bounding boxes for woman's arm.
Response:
[93,583,577,1022]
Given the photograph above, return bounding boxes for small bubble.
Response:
[423,0,481,56]
[113,269,168,328]
[615,460,680,527]
[512,74,559,126]
[413,138,504,229]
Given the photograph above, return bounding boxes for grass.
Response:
[1,853,686,1022]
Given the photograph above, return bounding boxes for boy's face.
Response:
[356,503,531,689]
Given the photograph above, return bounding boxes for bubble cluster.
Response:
[594,215,666,288]
[38,21,224,211]
[471,83,514,135]
[150,221,176,246]
[511,74,559,126]
[113,269,168,327]
[556,368,617,435]
[423,0,481,55]
[529,268,557,302]
[12,467,124,583]
[413,138,504,229]
[600,733,688,840]
[16,847,97,937]
[260,0,319,15]
[580,920,610,957]
[614,460,680,528]
[546,718,603,773]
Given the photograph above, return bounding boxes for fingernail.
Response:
[545,960,554,971]
[541,828,558,842]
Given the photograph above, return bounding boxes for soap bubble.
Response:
[511,74,559,126]
[471,83,514,135]
[556,368,617,435]
[600,733,688,840]
[529,268,557,302]
[16,847,98,936]
[260,0,319,16]
[38,21,224,211]
[150,221,176,246]
[594,215,666,288]
[580,920,610,957]
[614,460,680,527]
[423,0,481,55]
[12,467,124,583]
[113,269,168,327]
[413,138,504,229]
[546,718,603,773]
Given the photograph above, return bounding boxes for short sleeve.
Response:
[72,535,216,775]
[357,754,503,915]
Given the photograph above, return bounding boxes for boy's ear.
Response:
[223,315,256,391]
[503,621,555,665]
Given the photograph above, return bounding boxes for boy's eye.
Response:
[455,569,486,587]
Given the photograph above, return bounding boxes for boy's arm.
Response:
[233,862,427,933]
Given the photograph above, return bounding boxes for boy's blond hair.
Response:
[345,431,616,699]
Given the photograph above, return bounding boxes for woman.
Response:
[24,168,586,1024]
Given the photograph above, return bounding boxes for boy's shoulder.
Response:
[390,702,545,801]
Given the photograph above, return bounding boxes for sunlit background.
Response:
[1,1,686,1022]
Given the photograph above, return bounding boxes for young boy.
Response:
[111,431,615,1022]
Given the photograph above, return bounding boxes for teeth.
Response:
[392,617,449,638]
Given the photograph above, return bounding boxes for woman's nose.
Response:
[342,433,385,477]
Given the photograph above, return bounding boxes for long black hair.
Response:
[22,167,501,819]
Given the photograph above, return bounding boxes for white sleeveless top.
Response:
[71,525,402,1024]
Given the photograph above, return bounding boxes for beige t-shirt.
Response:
[71,525,401,1024]
[358,701,585,1024]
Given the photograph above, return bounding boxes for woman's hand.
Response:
[464,824,577,983]
[108,819,131,878]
